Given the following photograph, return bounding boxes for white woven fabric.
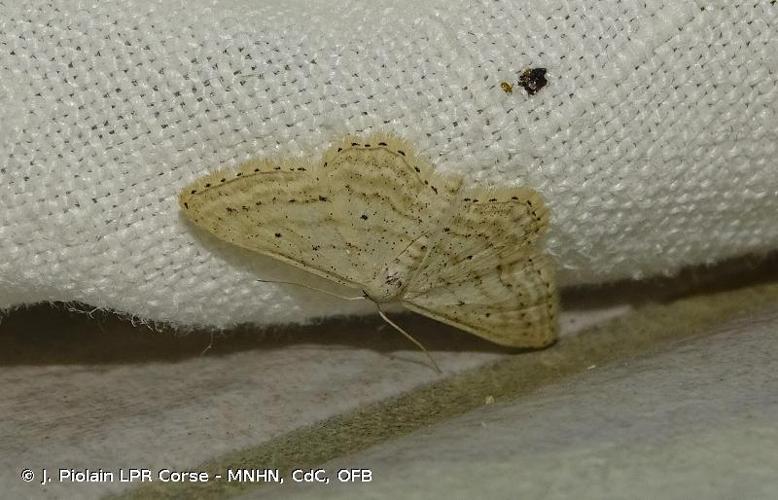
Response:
[1,0,777,328]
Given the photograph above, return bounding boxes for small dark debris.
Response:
[518,67,547,95]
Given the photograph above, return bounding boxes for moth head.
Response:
[362,269,406,303]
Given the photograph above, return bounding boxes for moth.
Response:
[179,134,557,350]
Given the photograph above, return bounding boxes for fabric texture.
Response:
[1,0,776,328]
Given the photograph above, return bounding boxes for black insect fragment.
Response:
[518,68,547,95]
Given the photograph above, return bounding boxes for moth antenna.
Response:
[200,331,215,356]
[260,279,438,372]
[375,303,442,374]
[256,279,366,301]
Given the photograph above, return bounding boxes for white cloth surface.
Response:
[1,0,777,328]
